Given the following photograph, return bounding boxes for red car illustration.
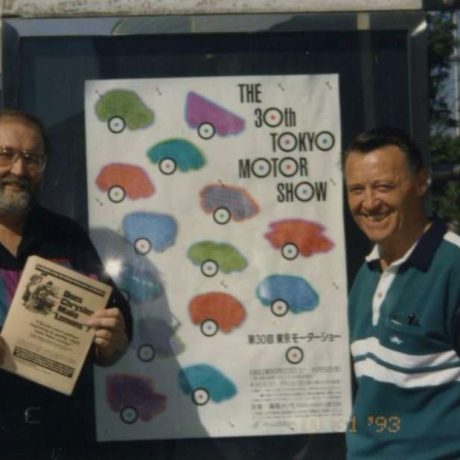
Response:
[96,163,155,203]
[189,292,246,336]
[265,219,334,260]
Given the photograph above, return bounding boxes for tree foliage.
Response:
[428,11,460,230]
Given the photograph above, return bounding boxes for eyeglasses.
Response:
[0,146,47,173]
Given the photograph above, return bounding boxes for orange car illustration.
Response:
[96,163,155,203]
[189,292,246,336]
[265,219,334,260]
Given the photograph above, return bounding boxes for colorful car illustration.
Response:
[188,292,245,336]
[178,364,237,405]
[265,219,334,260]
[111,262,162,304]
[256,274,319,316]
[133,317,184,362]
[200,183,259,224]
[122,211,178,255]
[95,163,155,203]
[147,138,205,175]
[106,373,166,424]
[185,91,245,140]
[95,89,154,133]
[187,241,248,277]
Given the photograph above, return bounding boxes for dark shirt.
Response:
[0,205,132,448]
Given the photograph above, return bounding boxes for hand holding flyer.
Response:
[0,255,112,395]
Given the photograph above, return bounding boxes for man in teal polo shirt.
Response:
[343,127,460,459]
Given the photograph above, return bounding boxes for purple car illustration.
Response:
[185,92,245,139]
[106,373,166,424]
[200,183,259,224]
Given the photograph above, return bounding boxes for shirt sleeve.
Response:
[68,221,133,341]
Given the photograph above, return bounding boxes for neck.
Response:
[379,217,430,270]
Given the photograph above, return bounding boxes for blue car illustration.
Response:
[122,211,178,255]
[256,274,319,316]
[112,262,162,304]
[133,317,184,363]
[147,138,206,175]
[178,364,237,406]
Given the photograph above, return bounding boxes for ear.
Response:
[415,168,429,197]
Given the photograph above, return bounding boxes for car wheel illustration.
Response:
[134,237,152,255]
[281,242,299,260]
[137,344,156,363]
[107,185,126,203]
[159,157,177,175]
[263,107,283,128]
[200,319,219,337]
[315,131,335,151]
[108,115,126,134]
[120,406,139,424]
[197,122,216,140]
[201,259,219,277]
[192,388,210,406]
[286,346,304,364]
[213,207,231,225]
[271,299,289,317]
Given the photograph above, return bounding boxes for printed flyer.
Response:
[0,256,112,395]
[85,74,352,441]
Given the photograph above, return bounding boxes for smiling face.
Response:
[0,118,45,217]
[345,144,429,263]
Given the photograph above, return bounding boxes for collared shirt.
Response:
[0,205,132,448]
[346,219,460,459]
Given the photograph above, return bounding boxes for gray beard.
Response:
[0,177,35,215]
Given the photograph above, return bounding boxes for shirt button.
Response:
[377,292,383,298]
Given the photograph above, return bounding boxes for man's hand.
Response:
[86,307,129,366]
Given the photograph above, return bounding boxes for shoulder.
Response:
[33,206,87,238]
[444,230,460,250]
[437,230,460,267]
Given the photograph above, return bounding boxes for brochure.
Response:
[0,255,112,395]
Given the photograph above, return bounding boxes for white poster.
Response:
[85,74,351,441]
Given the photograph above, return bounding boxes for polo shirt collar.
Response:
[365,219,447,272]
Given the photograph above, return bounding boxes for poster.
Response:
[0,256,111,395]
[85,74,351,441]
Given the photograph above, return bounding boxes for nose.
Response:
[362,189,380,210]
[9,155,28,176]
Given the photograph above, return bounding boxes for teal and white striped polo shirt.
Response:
[346,220,460,459]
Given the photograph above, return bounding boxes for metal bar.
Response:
[431,163,460,181]
[3,0,425,19]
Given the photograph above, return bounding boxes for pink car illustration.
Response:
[185,92,245,140]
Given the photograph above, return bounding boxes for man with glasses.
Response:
[0,109,132,458]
